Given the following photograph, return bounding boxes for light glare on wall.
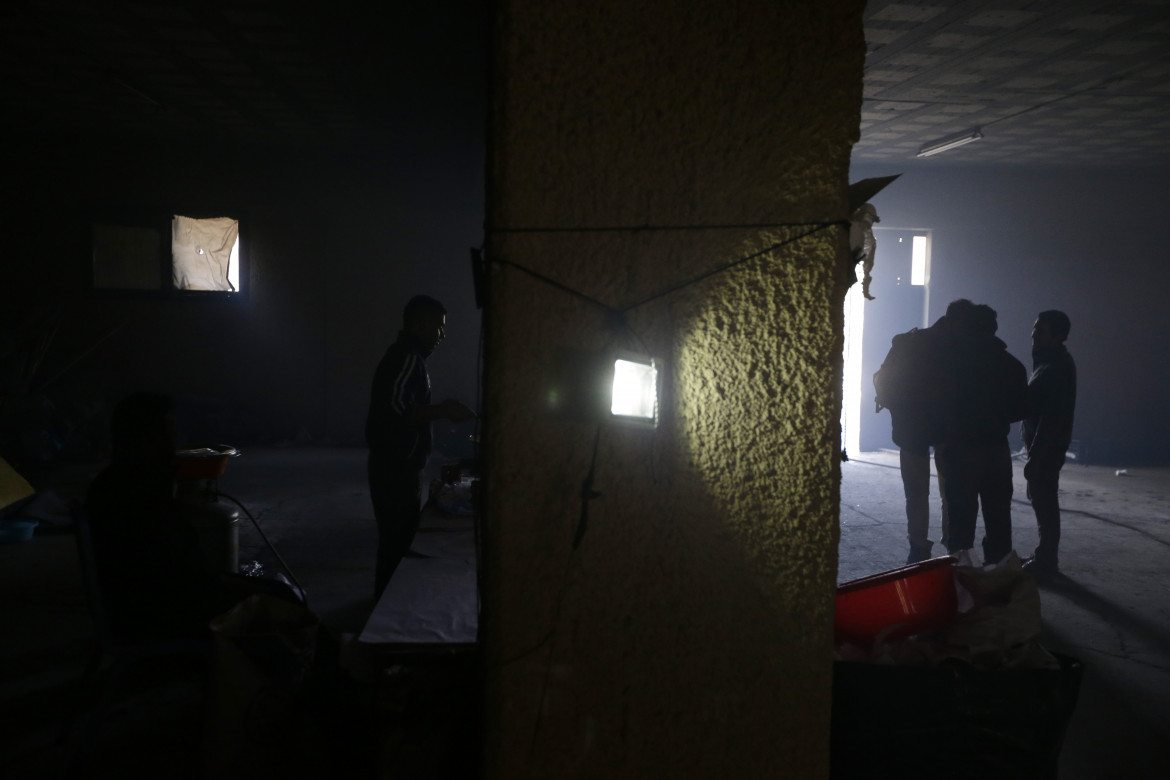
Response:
[911,235,927,286]
[611,357,658,425]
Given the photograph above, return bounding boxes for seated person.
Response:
[86,392,299,641]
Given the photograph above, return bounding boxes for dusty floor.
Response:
[840,450,1170,779]
[1,446,1167,777]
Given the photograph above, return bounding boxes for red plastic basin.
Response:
[835,555,958,646]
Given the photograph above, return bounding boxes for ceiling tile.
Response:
[857,0,1170,165]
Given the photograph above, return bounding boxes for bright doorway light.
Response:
[841,264,865,457]
[611,357,658,424]
[911,235,927,286]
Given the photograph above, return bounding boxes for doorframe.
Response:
[841,227,933,457]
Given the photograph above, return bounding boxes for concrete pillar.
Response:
[482,1,865,776]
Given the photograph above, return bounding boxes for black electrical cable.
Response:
[572,423,604,550]
[216,490,307,607]
[522,422,602,768]
[488,218,848,234]
[489,219,847,319]
[491,256,616,315]
[618,220,846,313]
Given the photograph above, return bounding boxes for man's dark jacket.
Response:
[365,331,432,471]
[946,333,1029,445]
[1022,344,1076,459]
[874,319,953,451]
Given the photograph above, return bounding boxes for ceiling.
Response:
[856,0,1170,166]
[2,1,1167,167]
[0,1,483,151]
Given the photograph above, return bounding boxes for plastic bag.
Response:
[203,594,320,778]
[946,551,1051,667]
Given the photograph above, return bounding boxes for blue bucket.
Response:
[0,519,38,544]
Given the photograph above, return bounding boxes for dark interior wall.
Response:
[1,136,483,460]
[320,148,484,451]
[851,162,1170,465]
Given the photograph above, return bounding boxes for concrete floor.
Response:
[1,445,1168,777]
[840,450,1170,780]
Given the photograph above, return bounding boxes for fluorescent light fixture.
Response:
[910,235,927,286]
[917,128,983,158]
[610,355,658,426]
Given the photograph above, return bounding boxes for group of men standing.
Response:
[875,300,1076,579]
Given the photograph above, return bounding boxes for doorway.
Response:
[841,227,932,456]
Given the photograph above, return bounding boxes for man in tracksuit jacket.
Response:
[365,295,475,598]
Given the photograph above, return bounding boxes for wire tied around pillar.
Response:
[486,218,847,318]
[618,220,846,313]
[483,217,847,551]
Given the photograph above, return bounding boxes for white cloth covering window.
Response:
[171,215,239,291]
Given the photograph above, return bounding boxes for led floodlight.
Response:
[610,355,658,426]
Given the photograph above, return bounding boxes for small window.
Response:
[91,213,244,296]
[171,215,240,292]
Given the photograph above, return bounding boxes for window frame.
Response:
[86,209,249,301]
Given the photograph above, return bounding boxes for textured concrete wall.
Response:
[482,1,865,777]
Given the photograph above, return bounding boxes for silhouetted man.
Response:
[86,392,301,640]
[1021,310,1076,579]
[874,300,973,563]
[934,304,1029,566]
[366,295,475,598]
[86,392,214,639]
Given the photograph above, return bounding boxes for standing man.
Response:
[873,300,972,563]
[934,304,1029,566]
[366,295,475,599]
[1021,310,1077,580]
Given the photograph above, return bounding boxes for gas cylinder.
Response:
[174,446,240,575]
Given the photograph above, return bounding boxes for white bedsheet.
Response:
[358,526,478,646]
